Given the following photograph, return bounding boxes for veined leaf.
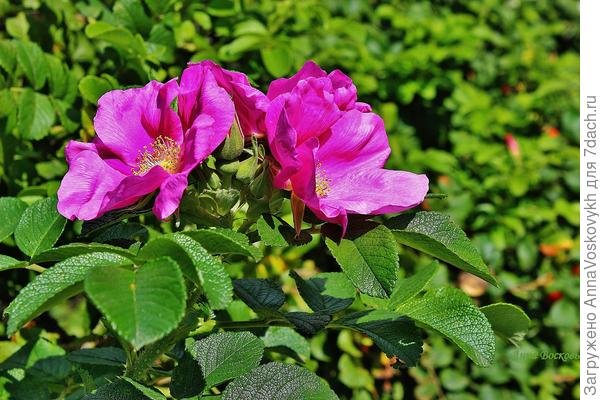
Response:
[15,41,48,90]
[0,197,28,241]
[386,212,497,285]
[84,256,186,349]
[191,331,264,388]
[17,89,56,140]
[333,309,423,367]
[0,255,27,272]
[85,378,159,399]
[257,214,312,246]
[184,228,262,260]
[33,243,135,263]
[170,349,204,399]
[290,271,355,314]
[4,252,132,336]
[325,224,398,298]
[396,287,495,366]
[67,347,126,367]
[14,197,66,258]
[284,312,331,336]
[480,303,530,344]
[388,261,439,309]
[262,327,311,362]
[233,278,285,313]
[222,362,338,400]
[138,234,232,309]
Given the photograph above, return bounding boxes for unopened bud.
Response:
[219,113,245,160]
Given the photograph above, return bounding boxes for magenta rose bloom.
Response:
[266,61,429,234]
[195,60,268,137]
[58,62,264,221]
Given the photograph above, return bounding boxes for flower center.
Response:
[132,135,180,176]
[315,162,331,198]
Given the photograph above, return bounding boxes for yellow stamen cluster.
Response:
[132,136,181,176]
[315,162,331,198]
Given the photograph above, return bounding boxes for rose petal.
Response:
[328,69,358,110]
[267,60,326,100]
[198,60,268,136]
[322,169,429,216]
[285,77,341,144]
[153,173,189,220]
[317,110,390,172]
[101,166,169,212]
[179,63,235,139]
[94,79,181,166]
[57,147,126,221]
[265,95,300,188]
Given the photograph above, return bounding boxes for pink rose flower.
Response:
[58,62,265,221]
[266,61,429,234]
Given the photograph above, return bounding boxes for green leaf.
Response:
[207,0,238,17]
[184,228,262,260]
[45,55,72,99]
[85,379,154,400]
[480,303,530,344]
[396,287,495,366]
[386,212,497,285]
[334,310,423,367]
[191,331,264,388]
[0,41,16,75]
[388,261,439,309]
[67,347,126,367]
[290,271,355,314]
[262,327,310,361]
[6,13,29,40]
[114,0,153,35]
[0,255,27,271]
[33,243,135,263]
[0,197,28,241]
[233,278,285,313]
[325,224,398,298]
[256,214,312,246]
[222,362,338,400]
[79,75,113,103]
[138,234,233,309]
[440,369,469,392]
[338,354,373,390]
[15,41,48,90]
[122,378,167,400]
[17,89,56,140]
[261,44,292,77]
[0,334,65,371]
[92,222,148,245]
[85,21,145,56]
[84,257,187,349]
[170,349,204,399]
[218,35,263,61]
[284,312,331,336]
[4,252,132,336]
[14,197,66,258]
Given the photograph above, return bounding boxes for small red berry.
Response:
[547,291,563,303]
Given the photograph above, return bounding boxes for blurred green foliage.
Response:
[0,0,579,399]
